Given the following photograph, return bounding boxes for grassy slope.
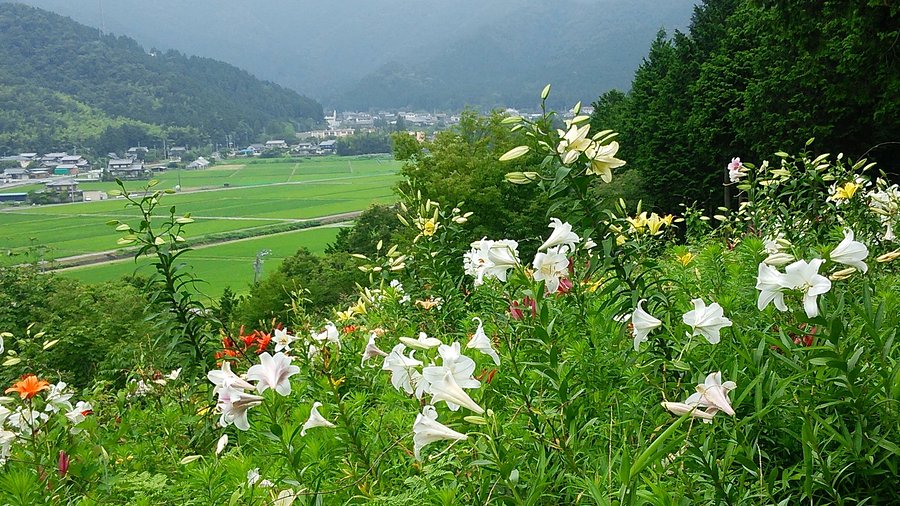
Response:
[58,225,344,298]
[0,157,399,265]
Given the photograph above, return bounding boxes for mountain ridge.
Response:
[0,2,322,153]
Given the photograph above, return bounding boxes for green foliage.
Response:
[336,132,393,156]
[234,248,366,326]
[399,111,551,260]
[327,204,405,256]
[591,0,900,211]
[0,268,156,388]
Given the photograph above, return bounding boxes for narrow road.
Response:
[36,210,362,272]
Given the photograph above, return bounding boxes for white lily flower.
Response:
[215,434,228,456]
[423,342,481,395]
[382,343,423,395]
[695,372,737,417]
[464,238,494,286]
[755,262,789,311]
[207,361,255,397]
[556,123,592,164]
[485,240,520,281]
[532,246,570,294]
[246,352,301,396]
[217,389,264,431]
[764,252,795,267]
[399,331,442,350]
[413,405,468,460]
[538,218,581,252]
[585,141,625,182]
[273,328,297,353]
[829,229,869,273]
[762,234,785,255]
[274,489,296,506]
[166,368,182,381]
[361,332,388,367]
[429,370,484,414]
[662,372,737,422]
[466,318,500,365]
[311,322,341,348]
[631,299,662,351]
[682,298,732,345]
[44,381,73,413]
[782,259,832,318]
[301,401,336,436]
[247,468,261,486]
[661,396,716,421]
[64,401,92,425]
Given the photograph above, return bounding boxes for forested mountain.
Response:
[336,0,696,110]
[0,2,322,154]
[590,0,900,211]
[10,0,696,110]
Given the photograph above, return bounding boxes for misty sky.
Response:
[8,0,698,108]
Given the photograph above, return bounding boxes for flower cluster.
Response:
[216,326,275,361]
[1,376,92,464]
[756,229,868,318]
[464,218,584,294]
[369,319,499,459]
[554,112,626,182]
[626,298,732,352]
[867,178,900,241]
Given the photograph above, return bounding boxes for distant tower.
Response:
[98,0,106,36]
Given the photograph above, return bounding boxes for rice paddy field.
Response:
[57,224,344,298]
[0,156,401,267]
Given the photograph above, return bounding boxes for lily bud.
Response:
[876,250,900,263]
[504,171,539,184]
[829,267,857,281]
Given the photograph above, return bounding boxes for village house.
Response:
[28,167,50,178]
[302,128,355,140]
[318,140,337,154]
[186,156,210,169]
[1,168,28,181]
[59,155,89,169]
[106,159,149,180]
[53,164,79,176]
[44,179,82,202]
[291,142,317,155]
[265,140,288,150]
[40,152,67,166]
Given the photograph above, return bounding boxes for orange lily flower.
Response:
[6,375,51,399]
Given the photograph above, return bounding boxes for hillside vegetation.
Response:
[590,0,900,211]
[0,2,322,154]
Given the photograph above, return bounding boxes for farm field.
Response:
[58,225,343,297]
[0,156,400,266]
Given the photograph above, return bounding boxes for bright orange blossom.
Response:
[6,374,51,399]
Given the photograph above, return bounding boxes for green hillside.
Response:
[0,2,322,154]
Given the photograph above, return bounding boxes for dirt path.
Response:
[39,210,361,272]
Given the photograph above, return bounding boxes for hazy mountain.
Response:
[0,3,322,153]
[8,0,697,110]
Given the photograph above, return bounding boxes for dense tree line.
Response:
[335,132,392,156]
[590,0,900,211]
[0,3,322,154]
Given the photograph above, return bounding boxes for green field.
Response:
[0,156,400,266]
[58,224,344,297]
